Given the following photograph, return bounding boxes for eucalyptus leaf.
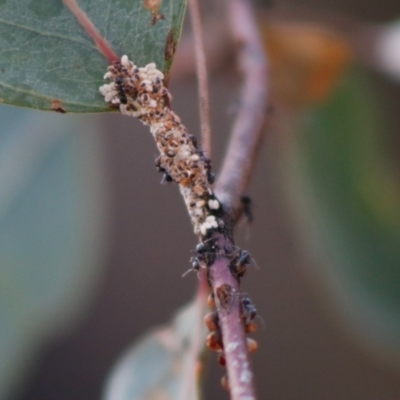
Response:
[103,298,207,400]
[0,0,186,112]
[0,105,107,399]
[284,67,400,361]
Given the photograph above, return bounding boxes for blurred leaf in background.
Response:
[295,68,400,360]
[272,32,400,363]
[0,105,107,399]
[0,0,188,397]
[103,298,207,400]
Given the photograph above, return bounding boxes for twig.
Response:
[205,0,269,398]
[188,0,212,158]
[99,55,259,399]
[63,0,119,63]
[210,236,257,400]
[64,0,265,396]
[96,1,268,397]
[215,0,269,216]
[172,17,231,80]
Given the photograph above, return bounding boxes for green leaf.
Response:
[0,105,107,399]
[284,67,400,361]
[0,0,186,112]
[103,298,207,400]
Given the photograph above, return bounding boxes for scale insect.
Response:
[115,76,128,105]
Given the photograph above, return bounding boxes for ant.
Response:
[188,134,198,148]
[161,173,173,183]
[240,294,265,330]
[207,172,216,184]
[240,195,254,223]
[155,156,173,183]
[230,249,252,278]
[241,295,257,325]
[182,257,202,279]
[115,76,127,105]
[183,238,218,278]
[196,237,218,254]
[194,238,218,266]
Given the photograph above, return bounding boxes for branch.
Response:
[188,0,212,158]
[98,0,269,393]
[99,54,261,399]
[171,17,230,80]
[215,0,269,216]
[209,235,258,400]
[67,0,266,396]
[205,0,269,398]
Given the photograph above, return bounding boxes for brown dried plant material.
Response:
[216,283,235,310]
[143,0,165,25]
[51,99,67,113]
[165,29,178,62]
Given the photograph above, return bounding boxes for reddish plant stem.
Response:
[188,0,212,158]
[215,0,269,215]
[205,0,269,398]
[211,235,257,400]
[63,0,119,63]
[172,18,230,80]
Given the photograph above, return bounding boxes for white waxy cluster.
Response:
[99,55,168,118]
[99,78,118,103]
[208,199,220,210]
[100,55,223,237]
[200,215,219,236]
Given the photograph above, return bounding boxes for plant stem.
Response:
[189,0,212,158]
[210,235,257,400]
[97,0,269,396]
[205,0,269,398]
[215,0,269,216]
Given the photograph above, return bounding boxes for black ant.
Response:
[182,257,202,278]
[155,156,173,183]
[115,76,127,105]
[161,172,173,183]
[194,238,218,266]
[230,249,251,278]
[196,237,217,254]
[240,294,265,329]
[240,195,254,223]
[207,172,216,184]
[241,295,257,325]
[188,134,198,148]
